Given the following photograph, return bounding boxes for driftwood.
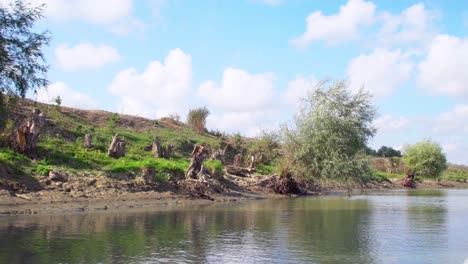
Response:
[107,134,126,159]
[185,145,207,179]
[83,134,93,148]
[12,108,46,157]
[225,165,251,177]
[403,169,416,188]
[233,153,243,167]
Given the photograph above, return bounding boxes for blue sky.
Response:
[2,0,467,164]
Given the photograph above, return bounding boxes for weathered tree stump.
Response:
[152,137,173,159]
[185,145,207,179]
[164,143,174,159]
[233,153,243,167]
[107,134,126,159]
[247,155,255,172]
[152,137,163,158]
[403,169,416,188]
[12,108,46,158]
[83,134,93,148]
[267,172,302,195]
[210,150,224,161]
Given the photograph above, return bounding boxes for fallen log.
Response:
[225,165,252,177]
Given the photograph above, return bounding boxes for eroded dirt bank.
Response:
[1,171,467,215]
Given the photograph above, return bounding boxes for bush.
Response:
[281,80,377,182]
[187,106,209,134]
[248,130,280,165]
[403,140,447,178]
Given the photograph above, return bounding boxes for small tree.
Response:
[0,1,50,128]
[403,140,447,178]
[281,80,377,182]
[377,146,401,157]
[53,95,62,109]
[187,106,209,134]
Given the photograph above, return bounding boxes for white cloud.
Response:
[0,0,144,34]
[347,48,413,98]
[417,34,468,98]
[108,48,192,118]
[55,43,122,70]
[378,3,438,48]
[433,104,468,134]
[290,0,376,47]
[35,82,98,110]
[373,114,410,133]
[285,74,318,105]
[197,68,276,112]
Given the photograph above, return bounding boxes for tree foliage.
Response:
[376,146,401,157]
[187,106,209,134]
[0,0,50,97]
[281,80,377,182]
[0,1,49,129]
[403,139,447,178]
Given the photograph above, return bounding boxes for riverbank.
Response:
[1,172,467,215]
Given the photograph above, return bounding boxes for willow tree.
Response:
[282,80,377,182]
[0,0,50,128]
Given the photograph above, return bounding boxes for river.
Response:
[1,189,467,264]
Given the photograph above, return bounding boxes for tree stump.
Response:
[12,108,46,158]
[83,134,93,148]
[186,145,207,179]
[108,134,126,159]
[152,137,163,158]
[403,169,416,188]
[164,143,174,159]
[233,153,243,167]
[247,155,255,172]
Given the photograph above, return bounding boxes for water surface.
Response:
[1,189,467,264]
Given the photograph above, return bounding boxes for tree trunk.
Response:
[108,134,126,159]
[12,108,46,158]
[186,145,207,179]
[83,134,93,148]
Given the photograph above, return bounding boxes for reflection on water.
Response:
[1,189,467,264]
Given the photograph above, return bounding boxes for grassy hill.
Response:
[0,97,274,188]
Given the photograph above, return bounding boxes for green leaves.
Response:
[0,0,50,97]
[403,139,447,178]
[282,80,376,182]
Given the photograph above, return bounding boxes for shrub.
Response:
[281,80,377,182]
[187,106,209,134]
[403,140,447,178]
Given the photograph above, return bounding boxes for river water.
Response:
[0,189,467,264]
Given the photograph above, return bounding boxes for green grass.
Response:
[256,164,277,175]
[441,166,468,181]
[204,159,224,177]
[107,157,189,175]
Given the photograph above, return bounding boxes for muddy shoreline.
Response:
[1,175,467,215]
